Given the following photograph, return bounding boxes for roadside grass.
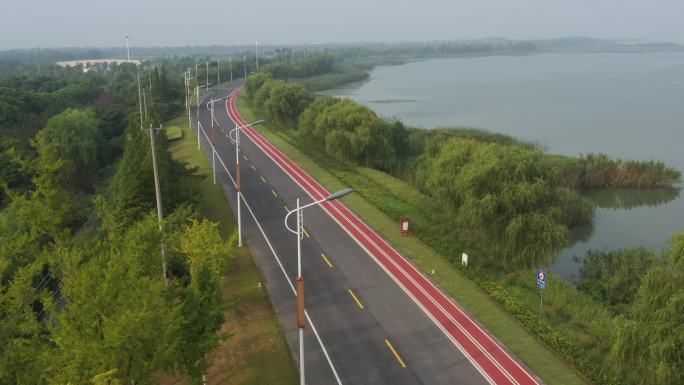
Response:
[165,115,298,385]
[237,97,587,385]
[166,125,184,141]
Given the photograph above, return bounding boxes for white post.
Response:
[236,123,242,247]
[296,197,304,385]
[183,71,188,110]
[186,73,191,131]
[297,198,302,277]
[211,99,216,184]
[195,86,200,150]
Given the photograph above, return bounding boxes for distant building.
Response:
[56,59,141,73]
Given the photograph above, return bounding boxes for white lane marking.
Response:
[194,110,343,385]
[239,192,344,385]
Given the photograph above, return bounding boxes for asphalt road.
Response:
[189,81,524,385]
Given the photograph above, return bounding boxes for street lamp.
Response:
[284,188,354,385]
[227,119,266,247]
[185,71,197,132]
[207,95,230,184]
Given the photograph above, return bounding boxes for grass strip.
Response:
[166,115,298,385]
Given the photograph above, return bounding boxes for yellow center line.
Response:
[271,189,278,198]
[303,229,311,238]
[260,176,266,183]
[283,205,290,213]
[385,339,407,368]
[320,253,333,268]
[347,289,364,309]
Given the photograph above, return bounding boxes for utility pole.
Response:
[142,89,147,120]
[255,41,259,69]
[137,72,144,128]
[205,61,209,92]
[137,71,168,286]
[229,57,233,81]
[184,71,189,126]
[217,59,220,86]
[183,71,188,110]
[243,55,247,78]
[148,123,168,287]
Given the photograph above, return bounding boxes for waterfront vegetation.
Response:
[241,62,683,385]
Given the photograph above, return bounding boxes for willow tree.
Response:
[419,139,579,266]
[611,232,684,385]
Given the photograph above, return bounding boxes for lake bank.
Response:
[321,52,684,281]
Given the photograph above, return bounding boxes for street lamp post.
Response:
[206,95,230,184]
[284,188,354,385]
[185,71,197,132]
[227,119,266,247]
[195,84,201,149]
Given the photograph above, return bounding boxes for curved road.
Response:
[191,80,540,385]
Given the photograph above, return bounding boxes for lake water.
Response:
[322,53,684,281]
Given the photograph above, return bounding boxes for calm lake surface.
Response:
[322,53,684,281]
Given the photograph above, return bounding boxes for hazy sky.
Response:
[1,0,683,50]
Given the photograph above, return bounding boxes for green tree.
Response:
[579,247,657,305]
[419,139,576,266]
[178,219,230,383]
[263,82,312,128]
[41,108,102,191]
[611,232,684,385]
[244,72,272,100]
[48,228,181,385]
[299,95,337,139]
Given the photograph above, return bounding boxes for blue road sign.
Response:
[536,269,547,290]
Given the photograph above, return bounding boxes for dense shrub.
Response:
[579,247,657,305]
